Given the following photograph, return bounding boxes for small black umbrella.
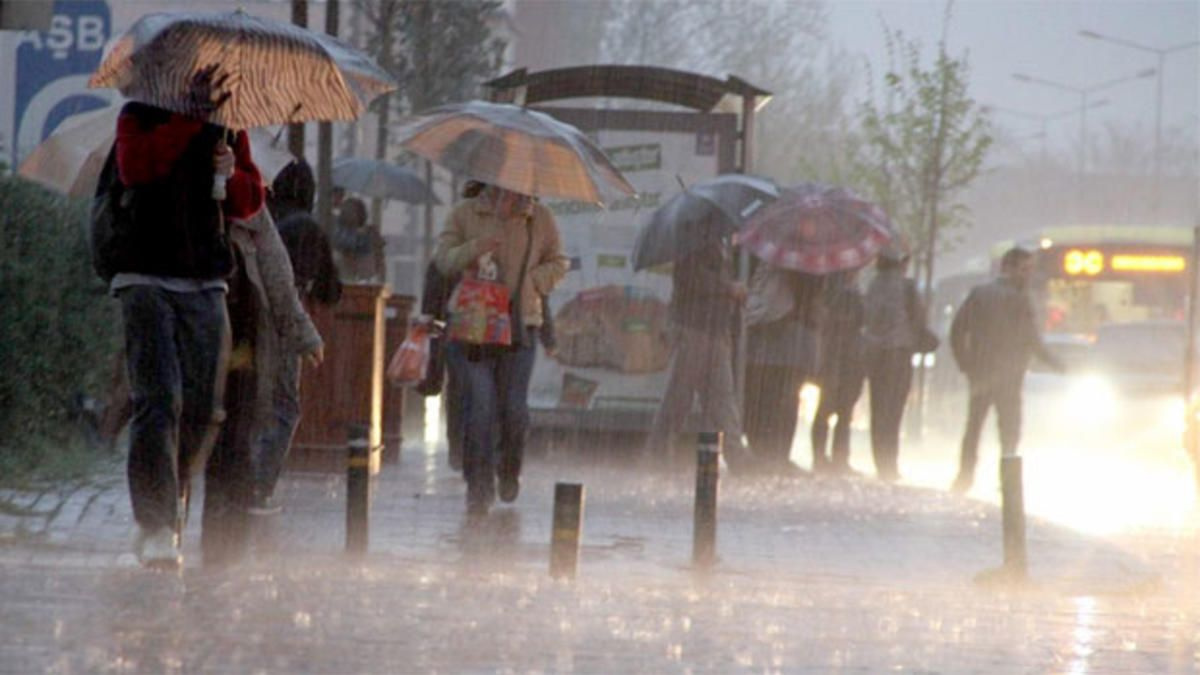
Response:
[332,157,440,205]
[632,174,779,271]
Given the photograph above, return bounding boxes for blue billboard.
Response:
[11,0,112,167]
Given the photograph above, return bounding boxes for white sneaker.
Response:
[136,526,182,569]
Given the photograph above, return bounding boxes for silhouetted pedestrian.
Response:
[949,247,1063,493]
[811,272,866,475]
[744,262,824,475]
[862,243,926,482]
[97,91,264,568]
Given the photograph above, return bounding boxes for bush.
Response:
[0,177,120,481]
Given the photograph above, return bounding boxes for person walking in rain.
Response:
[99,84,264,567]
[862,242,927,482]
[949,247,1063,494]
[743,262,824,475]
[201,198,325,564]
[645,236,752,472]
[245,159,341,516]
[810,271,866,475]
[435,184,568,520]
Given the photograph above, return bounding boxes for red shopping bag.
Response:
[446,275,513,346]
[386,321,431,386]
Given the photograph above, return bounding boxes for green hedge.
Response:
[0,176,120,475]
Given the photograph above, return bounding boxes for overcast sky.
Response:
[827,0,1199,156]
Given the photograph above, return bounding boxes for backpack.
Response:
[89,144,125,283]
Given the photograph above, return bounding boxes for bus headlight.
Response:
[1063,375,1118,423]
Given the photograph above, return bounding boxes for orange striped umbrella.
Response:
[393,101,636,204]
[88,10,395,129]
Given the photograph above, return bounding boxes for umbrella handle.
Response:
[211,129,235,201]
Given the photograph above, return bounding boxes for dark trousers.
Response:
[202,366,256,566]
[444,352,466,473]
[744,364,806,467]
[811,367,865,468]
[120,286,228,533]
[253,355,301,498]
[866,348,913,478]
[957,380,1023,482]
[448,336,537,508]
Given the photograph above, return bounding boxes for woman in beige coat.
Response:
[435,185,568,520]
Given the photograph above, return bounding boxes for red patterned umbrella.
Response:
[737,182,895,274]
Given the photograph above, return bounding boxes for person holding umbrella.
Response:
[738,183,894,476]
[810,270,867,475]
[435,184,569,520]
[97,69,264,568]
[88,8,397,567]
[644,236,752,472]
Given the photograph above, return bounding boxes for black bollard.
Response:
[550,483,585,580]
[346,423,370,556]
[692,431,722,569]
[1000,455,1028,579]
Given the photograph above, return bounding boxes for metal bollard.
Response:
[346,423,370,556]
[1000,455,1028,579]
[692,431,722,569]
[550,482,585,580]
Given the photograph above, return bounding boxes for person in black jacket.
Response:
[99,88,264,568]
[949,247,1063,493]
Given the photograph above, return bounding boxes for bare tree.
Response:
[597,0,856,184]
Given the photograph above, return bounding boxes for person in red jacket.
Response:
[108,84,263,568]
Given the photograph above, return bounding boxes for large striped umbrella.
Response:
[737,182,895,274]
[88,10,395,129]
[392,101,636,204]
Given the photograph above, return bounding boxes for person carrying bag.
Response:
[434,184,568,520]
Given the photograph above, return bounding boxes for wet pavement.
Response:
[2,435,1198,673]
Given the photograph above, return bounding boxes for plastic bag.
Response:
[445,276,512,346]
[386,321,431,386]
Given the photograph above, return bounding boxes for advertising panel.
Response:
[527,109,738,430]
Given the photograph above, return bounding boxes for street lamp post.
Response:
[1079,30,1200,221]
[987,100,1110,165]
[1013,69,1156,219]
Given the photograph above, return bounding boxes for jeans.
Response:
[120,286,229,533]
[866,347,913,478]
[957,379,1023,482]
[444,356,466,473]
[253,354,302,498]
[447,336,537,508]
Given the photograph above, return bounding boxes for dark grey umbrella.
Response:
[632,174,779,271]
[332,157,440,204]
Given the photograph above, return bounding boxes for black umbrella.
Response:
[332,157,440,204]
[632,174,779,271]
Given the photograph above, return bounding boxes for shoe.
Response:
[136,526,181,569]
[466,495,490,522]
[498,473,520,503]
[246,494,282,516]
